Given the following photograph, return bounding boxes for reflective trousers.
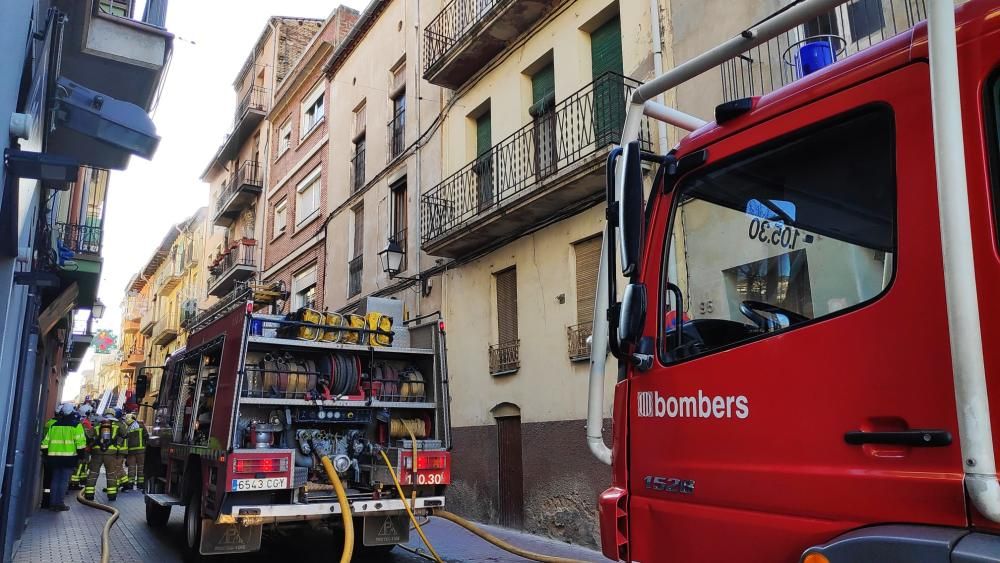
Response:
[85,452,122,497]
[125,452,144,488]
[70,453,89,488]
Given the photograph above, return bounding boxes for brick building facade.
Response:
[262,7,359,313]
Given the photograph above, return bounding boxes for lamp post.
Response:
[378,239,428,294]
[92,299,106,320]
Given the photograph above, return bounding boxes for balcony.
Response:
[214,161,263,227]
[123,318,140,335]
[208,239,258,297]
[140,308,156,336]
[489,340,520,375]
[68,313,95,372]
[423,0,562,89]
[126,342,145,367]
[49,0,172,169]
[216,87,270,163]
[155,259,184,295]
[567,323,592,361]
[348,256,363,298]
[152,319,179,346]
[421,73,648,258]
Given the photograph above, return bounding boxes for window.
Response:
[475,110,493,212]
[349,204,364,297]
[846,0,885,41]
[352,137,366,193]
[301,83,325,137]
[295,168,321,226]
[352,203,365,259]
[273,198,288,236]
[391,178,407,271]
[98,0,131,17]
[292,265,317,310]
[491,267,519,374]
[661,106,895,363]
[278,121,292,156]
[389,94,406,159]
[569,236,601,360]
[986,74,1000,247]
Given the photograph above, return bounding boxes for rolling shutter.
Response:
[575,236,601,325]
[591,16,625,146]
[496,268,518,344]
[531,64,555,104]
[591,17,623,78]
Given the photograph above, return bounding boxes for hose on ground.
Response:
[320,455,354,563]
[434,510,586,563]
[76,489,120,563]
[378,449,444,563]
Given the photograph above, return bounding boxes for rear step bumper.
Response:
[145,493,182,506]
[223,496,446,524]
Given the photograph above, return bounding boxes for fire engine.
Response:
[134,286,451,557]
[589,0,1000,560]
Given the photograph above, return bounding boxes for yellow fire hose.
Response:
[75,489,120,563]
[320,455,355,563]
[379,449,444,562]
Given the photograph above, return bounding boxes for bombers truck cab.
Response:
[589,0,1000,561]
[136,287,452,557]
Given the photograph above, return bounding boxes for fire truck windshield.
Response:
[660,105,895,362]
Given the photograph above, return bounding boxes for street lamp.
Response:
[378,239,429,295]
[92,299,106,320]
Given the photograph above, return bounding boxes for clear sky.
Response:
[64,0,371,400]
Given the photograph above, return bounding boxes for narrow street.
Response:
[13,473,602,562]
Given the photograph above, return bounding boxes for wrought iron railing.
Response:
[489,340,520,375]
[720,0,926,103]
[567,323,592,361]
[420,72,649,244]
[56,222,103,255]
[423,0,512,73]
[208,239,257,290]
[351,146,366,193]
[215,161,263,218]
[388,109,406,161]
[348,255,363,297]
[235,86,268,125]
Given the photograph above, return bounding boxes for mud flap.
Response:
[362,514,410,546]
[199,519,262,555]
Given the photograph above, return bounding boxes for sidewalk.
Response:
[12,471,603,562]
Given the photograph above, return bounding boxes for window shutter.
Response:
[476,112,492,157]
[575,236,601,325]
[353,204,364,259]
[496,268,518,344]
[590,16,623,78]
[531,64,555,105]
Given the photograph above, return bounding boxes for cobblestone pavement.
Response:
[14,471,603,562]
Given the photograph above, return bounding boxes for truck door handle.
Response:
[844,429,952,447]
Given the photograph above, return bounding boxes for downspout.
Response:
[414,0,422,320]
[926,0,1000,522]
[648,0,668,151]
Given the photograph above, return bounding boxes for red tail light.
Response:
[416,452,448,470]
[234,457,288,473]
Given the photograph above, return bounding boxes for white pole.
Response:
[927,0,1000,522]
[586,228,613,465]
[648,0,669,149]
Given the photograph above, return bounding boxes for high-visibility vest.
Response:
[43,417,56,439]
[41,422,86,457]
[126,421,146,452]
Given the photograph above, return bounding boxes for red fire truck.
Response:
[135,289,451,557]
[589,0,1000,560]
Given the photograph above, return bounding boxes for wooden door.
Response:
[496,415,524,528]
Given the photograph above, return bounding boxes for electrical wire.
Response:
[75,489,120,563]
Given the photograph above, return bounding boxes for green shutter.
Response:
[531,64,555,105]
[476,112,492,156]
[591,16,625,146]
[590,17,623,78]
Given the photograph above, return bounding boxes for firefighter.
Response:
[84,409,126,501]
[122,412,147,491]
[115,408,130,491]
[70,404,94,490]
[40,407,59,508]
[40,403,86,511]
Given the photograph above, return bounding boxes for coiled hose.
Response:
[76,489,120,563]
[320,455,354,563]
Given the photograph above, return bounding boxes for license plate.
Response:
[231,477,287,491]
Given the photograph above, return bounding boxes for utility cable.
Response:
[75,489,120,563]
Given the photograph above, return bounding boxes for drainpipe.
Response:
[648,0,669,150]
[927,0,1000,522]
[414,0,423,319]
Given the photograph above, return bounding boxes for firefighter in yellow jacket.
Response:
[122,412,146,491]
[84,409,126,501]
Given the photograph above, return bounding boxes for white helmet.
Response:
[58,402,75,416]
[79,404,92,417]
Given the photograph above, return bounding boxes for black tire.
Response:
[184,492,203,558]
[145,498,171,528]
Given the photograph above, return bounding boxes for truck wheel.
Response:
[145,498,171,528]
[184,493,203,558]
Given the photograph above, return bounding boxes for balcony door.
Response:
[531,63,557,180]
[590,16,624,146]
[475,112,494,213]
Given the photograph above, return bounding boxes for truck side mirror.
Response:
[618,283,647,345]
[616,141,643,277]
[135,373,149,401]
